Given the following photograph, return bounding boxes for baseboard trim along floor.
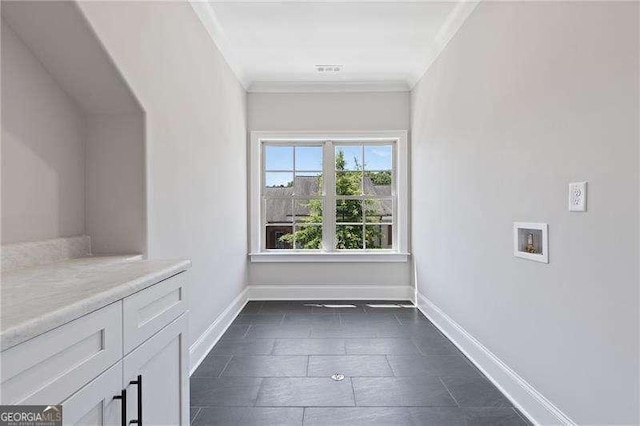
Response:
[415,291,575,426]
[246,284,414,301]
[189,288,249,375]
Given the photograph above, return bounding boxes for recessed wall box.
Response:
[513,222,548,263]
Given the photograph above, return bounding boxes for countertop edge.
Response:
[1,259,191,351]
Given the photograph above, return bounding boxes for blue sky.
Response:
[266,145,392,171]
[265,145,392,186]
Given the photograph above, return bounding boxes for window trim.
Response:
[250,131,409,263]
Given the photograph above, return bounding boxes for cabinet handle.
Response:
[113,389,127,426]
[129,375,142,426]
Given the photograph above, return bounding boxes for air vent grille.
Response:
[316,64,342,73]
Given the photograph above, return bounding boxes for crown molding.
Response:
[248,80,410,94]
[409,0,481,89]
[189,1,249,89]
[191,0,479,93]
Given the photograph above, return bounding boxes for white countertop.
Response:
[1,255,191,351]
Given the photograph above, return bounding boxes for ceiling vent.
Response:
[316,64,342,73]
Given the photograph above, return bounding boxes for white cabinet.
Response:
[0,302,122,406]
[61,361,123,426]
[123,272,187,355]
[0,271,190,426]
[124,315,189,426]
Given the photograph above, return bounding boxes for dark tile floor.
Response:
[190,301,530,425]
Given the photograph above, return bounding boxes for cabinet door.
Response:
[123,314,189,426]
[61,361,123,426]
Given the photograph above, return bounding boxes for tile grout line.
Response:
[349,376,358,407]
[438,376,461,408]
[218,355,234,378]
[410,335,426,356]
[243,324,252,338]
[191,407,201,424]
[253,377,265,407]
[383,355,396,377]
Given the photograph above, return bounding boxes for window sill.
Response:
[249,252,410,263]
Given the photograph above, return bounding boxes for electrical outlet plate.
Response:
[568,182,587,212]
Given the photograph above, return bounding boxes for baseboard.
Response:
[246,285,414,301]
[415,292,575,426]
[189,288,248,375]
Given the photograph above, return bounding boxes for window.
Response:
[251,132,408,262]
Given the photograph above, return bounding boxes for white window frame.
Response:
[250,131,409,263]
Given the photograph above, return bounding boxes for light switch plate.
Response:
[569,182,587,212]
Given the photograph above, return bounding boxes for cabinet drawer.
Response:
[0,302,122,405]
[123,272,187,354]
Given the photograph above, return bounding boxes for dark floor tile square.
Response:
[256,377,355,407]
[353,377,457,407]
[235,314,285,325]
[273,338,345,355]
[387,355,480,377]
[303,407,413,425]
[394,311,433,325]
[192,355,232,378]
[221,355,307,377]
[346,338,421,355]
[220,324,250,339]
[412,335,463,356]
[408,407,528,426]
[371,324,419,338]
[310,324,377,338]
[259,301,299,313]
[283,313,339,326]
[340,312,401,327]
[245,325,312,339]
[307,355,393,377]
[441,377,513,408]
[407,407,466,426]
[240,301,263,314]
[190,377,262,406]
[192,407,303,426]
[210,338,275,355]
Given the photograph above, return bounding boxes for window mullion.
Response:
[323,141,336,252]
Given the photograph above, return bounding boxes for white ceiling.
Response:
[194,1,479,92]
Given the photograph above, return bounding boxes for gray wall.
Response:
[248,92,411,288]
[1,22,85,243]
[79,1,249,348]
[86,114,145,255]
[411,2,639,424]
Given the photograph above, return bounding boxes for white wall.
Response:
[78,1,248,348]
[249,92,410,132]
[411,2,639,424]
[86,114,145,255]
[1,21,85,244]
[248,92,412,290]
